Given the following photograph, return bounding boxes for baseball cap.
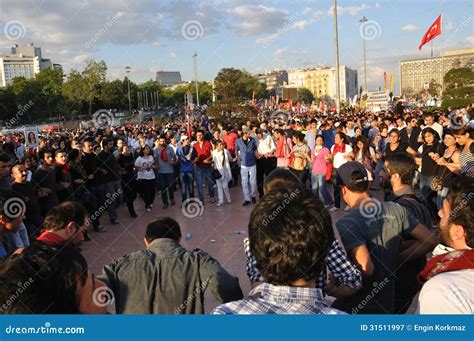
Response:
[242,127,251,134]
[180,135,189,141]
[336,162,370,187]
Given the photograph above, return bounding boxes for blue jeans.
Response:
[180,172,194,202]
[195,166,215,202]
[371,159,384,189]
[437,186,449,210]
[158,173,175,204]
[6,223,30,251]
[419,174,438,217]
[311,173,333,206]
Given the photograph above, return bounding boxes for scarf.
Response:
[276,137,287,158]
[332,142,346,155]
[417,249,474,284]
[160,147,168,162]
[55,161,71,174]
[36,231,66,247]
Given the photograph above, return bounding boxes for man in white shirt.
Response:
[419,112,443,141]
[417,175,474,314]
[256,128,276,198]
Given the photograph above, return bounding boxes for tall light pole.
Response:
[359,16,368,94]
[125,65,131,114]
[193,52,200,107]
[333,0,341,112]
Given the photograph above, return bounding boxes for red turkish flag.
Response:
[419,15,442,50]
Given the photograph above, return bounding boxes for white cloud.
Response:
[328,4,370,16]
[466,36,474,45]
[229,6,289,36]
[402,24,418,32]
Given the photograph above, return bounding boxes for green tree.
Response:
[297,88,314,104]
[214,68,262,100]
[82,59,107,115]
[444,67,474,89]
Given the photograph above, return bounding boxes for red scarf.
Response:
[160,147,168,162]
[275,137,286,158]
[36,231,66,247]
[418,249,474,284]
[55,161,71,174]
[332,142,346,154]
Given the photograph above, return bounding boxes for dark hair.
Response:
[422,127,440,144]
[0,244,88,313]
[0,154,10,163]
[145,217,181,242]
[43,201,88,232]
[353,136,370,159]
[389,128,401,140]
[293,131,304,142]
[55,148,67,157]
[263,168,303,193]
[315,134,324,142]
[385,153,417,186]
[248,188,333,285]
[38,148,52,160]
[335,131,347,143]
[344,170,370,193]
[68,148,80,162]
[446,175,474,247]
[453,125,474,139]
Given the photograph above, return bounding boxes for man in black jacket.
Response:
[97,138,122,225]
[97,217,243,314]
[81,138,105,233]
[384,153,433,313]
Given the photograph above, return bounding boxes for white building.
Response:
[287,66,358,101]
[0,43,60,87]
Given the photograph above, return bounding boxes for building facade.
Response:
[257,70,288,94]
[287,66,358,101]
[0,43,59,87]
[156,71,182,87]
[399,48,474,95]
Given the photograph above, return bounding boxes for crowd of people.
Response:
[0,103,472,314]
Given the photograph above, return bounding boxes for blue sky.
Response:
[0,0,472,93]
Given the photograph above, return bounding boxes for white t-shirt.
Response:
[134,156,156,180]
[417,269,473,314]
[331,144,353,169]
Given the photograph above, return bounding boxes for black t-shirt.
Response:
[420,142,445,177]
[384,142,408,158]
[32,168,59,215]
[11,182,43,228]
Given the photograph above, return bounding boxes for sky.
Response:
[0,0,472,94]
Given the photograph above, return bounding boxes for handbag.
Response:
[213,150,225,180]
[431,151,453,192]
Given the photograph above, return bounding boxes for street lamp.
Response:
[359,16,368,94]
[333,0,341,112]
[125,65,131,114]
[192,52,200,107]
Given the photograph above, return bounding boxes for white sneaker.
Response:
[150,204,153,208]
[344,206,351,211]
[227,199,232,204]
[329,207,338,212]
[216,202,223,207]
[146,207,151,212]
